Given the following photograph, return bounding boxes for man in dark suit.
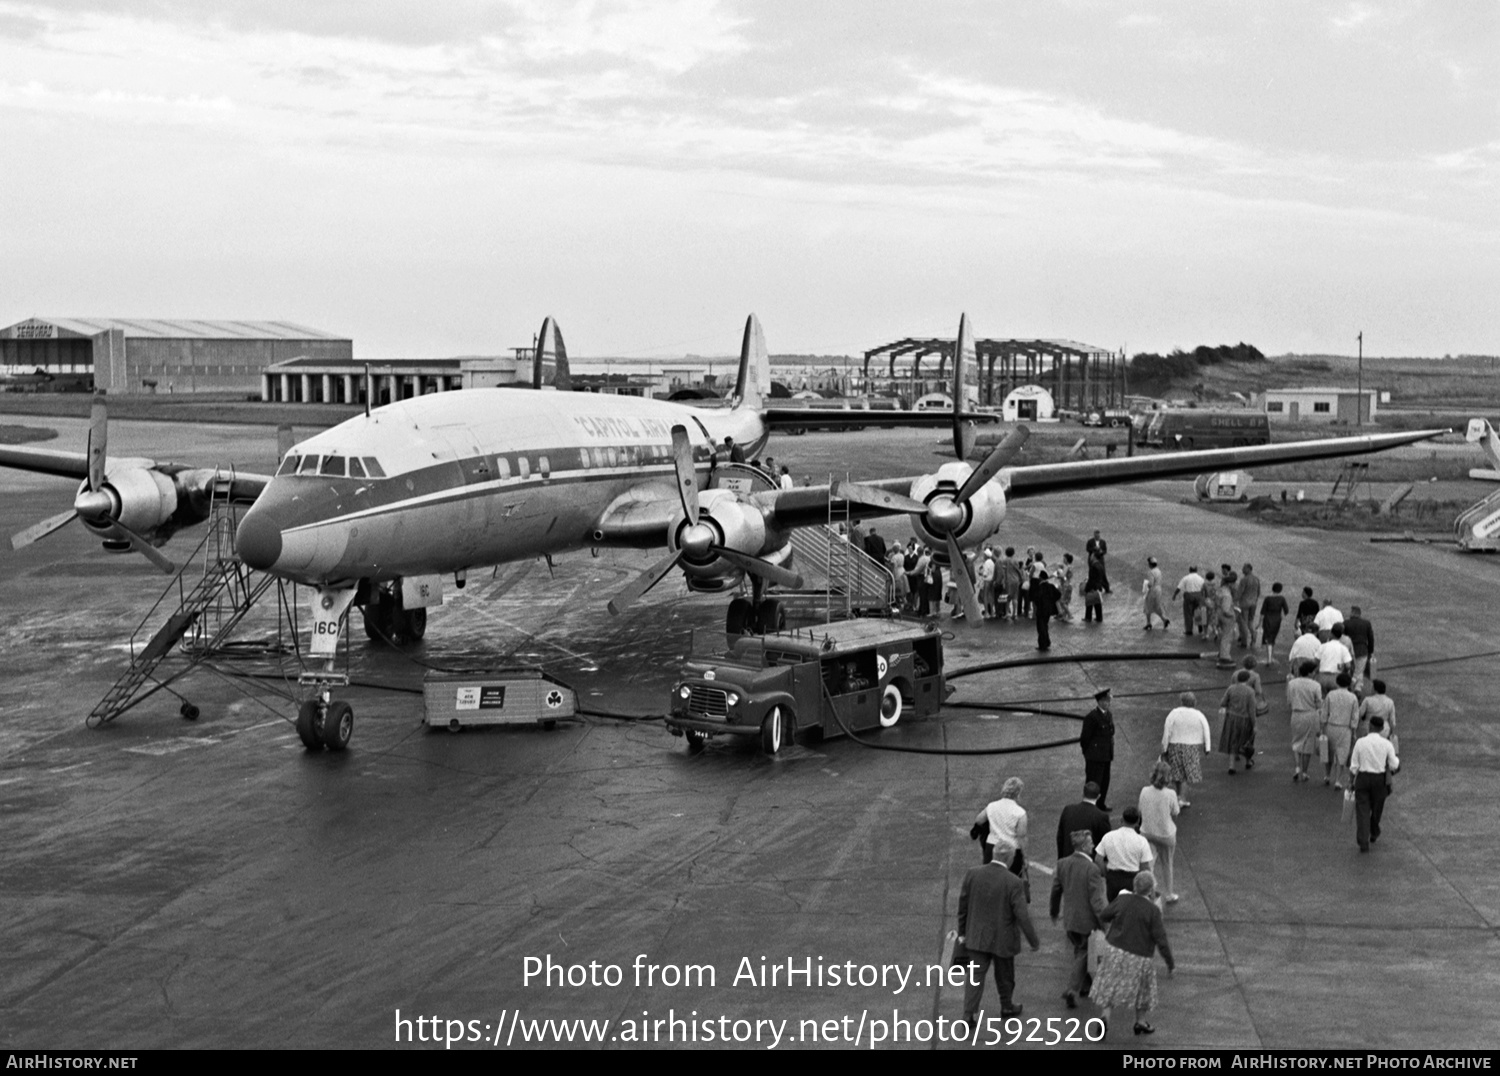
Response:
[1078,687,1116,809]
[1049,829,1108,1008]
[957,857,1040,1022]
[1055,781,1112,860]
[1033,570,1060,650]
[863,527,887,564]
[1344,605,1376,689]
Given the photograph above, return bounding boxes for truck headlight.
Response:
[725,692,739,707]
[678,685,691,699]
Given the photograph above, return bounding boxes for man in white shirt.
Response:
[1172,566,1206,637]
[1095,807,1155,900]
[1315,624,1354,693]
[1288,628,1322,669]
[1313,599,1344,637]
[1349,715,1400,852]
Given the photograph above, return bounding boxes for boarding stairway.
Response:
[1455,487,1500,552]
[710,463,894,621]
[87,472,275,726]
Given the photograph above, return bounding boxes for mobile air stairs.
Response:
[87,471,277,726]
[1456,419,1500,553]
[711,463,895,623]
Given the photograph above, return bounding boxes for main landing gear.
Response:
[725,576,785,643]
[360,582,427,645]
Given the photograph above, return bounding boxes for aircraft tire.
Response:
[404,607,427,642]
[760,706,784,755]
[757,598,785,633]
[320,700,354,752]
[726,597,755,640]
[879,684,903,728]
[686,730,707,754]
[296,700,323,750]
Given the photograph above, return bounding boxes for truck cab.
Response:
[666,619,946,754]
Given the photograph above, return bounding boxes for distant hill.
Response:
[1127,349,1500,410]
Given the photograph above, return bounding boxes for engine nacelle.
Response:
[906,461,1008,550]
[667,488,790,584]
[77,468,179,542]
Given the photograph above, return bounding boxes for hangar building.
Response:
[0,317,352,396]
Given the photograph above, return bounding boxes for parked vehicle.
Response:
[666,619,946,754]
[1142,408,1270,450]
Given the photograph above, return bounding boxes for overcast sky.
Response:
[1,1,1495,359]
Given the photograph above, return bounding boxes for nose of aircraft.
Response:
[236,504,283,571]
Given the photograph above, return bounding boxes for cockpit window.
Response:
[347,457,366,479]
[320,456,346,477]
[297,455,321,475]
[361,457,387,478]
[277,455,300,476]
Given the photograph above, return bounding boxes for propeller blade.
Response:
[833,479,928,515]
[607,549,685,616]
[711,547,803,589]
[951,313,975,460]
[112,522,176,575]
[11,509,78,550]
[955,425,1030,504]
[945,532,984,623]
[670,424,700,526]
[87,395,108,492]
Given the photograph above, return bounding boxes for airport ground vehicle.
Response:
[1142,408,1270,450]
[1083,407,1132,427]
[665,619,946,754]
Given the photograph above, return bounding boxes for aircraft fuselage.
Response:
[235,390,768,585]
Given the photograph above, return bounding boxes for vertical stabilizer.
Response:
[533,317,572,392]
[952,313,976,460]
[732,314,768,411]
[1466,418,1500,470]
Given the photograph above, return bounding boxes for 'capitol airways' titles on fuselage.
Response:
[234,390,768,585]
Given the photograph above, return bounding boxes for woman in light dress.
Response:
[1141,557,1170,631]
[1285,660,1324,783]
[1138,761,1181,903]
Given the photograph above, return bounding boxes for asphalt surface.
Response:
[2,418,1498,1051]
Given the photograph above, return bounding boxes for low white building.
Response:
[1001,384,1055,422]
[1262,387,1377,424]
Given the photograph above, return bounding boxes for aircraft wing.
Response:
[0,444,91,481]
[758,427,1449,531]
[1001,428,1448,500]
[762,408,1000,429]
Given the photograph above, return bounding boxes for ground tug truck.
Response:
[666,619,947,754]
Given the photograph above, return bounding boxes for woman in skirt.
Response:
[1094,871,1175,1036]
[1160,692,1213,808]
[1219,669,1259,774]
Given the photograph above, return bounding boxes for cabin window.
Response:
[320,456,346,477]
[361,457,387,478]
[277,455,301,476]
[496,457,511,479]
[518,456,531,478]
[606,446,618,467]
[297,455,321,475]
[347,458,367,478]
[538,455,550,479]
[579,449,591,470]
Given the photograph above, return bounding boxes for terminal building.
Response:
[0,317,351,396]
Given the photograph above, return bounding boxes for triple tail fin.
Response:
[731,314,769,411]
[533,317,572,392]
